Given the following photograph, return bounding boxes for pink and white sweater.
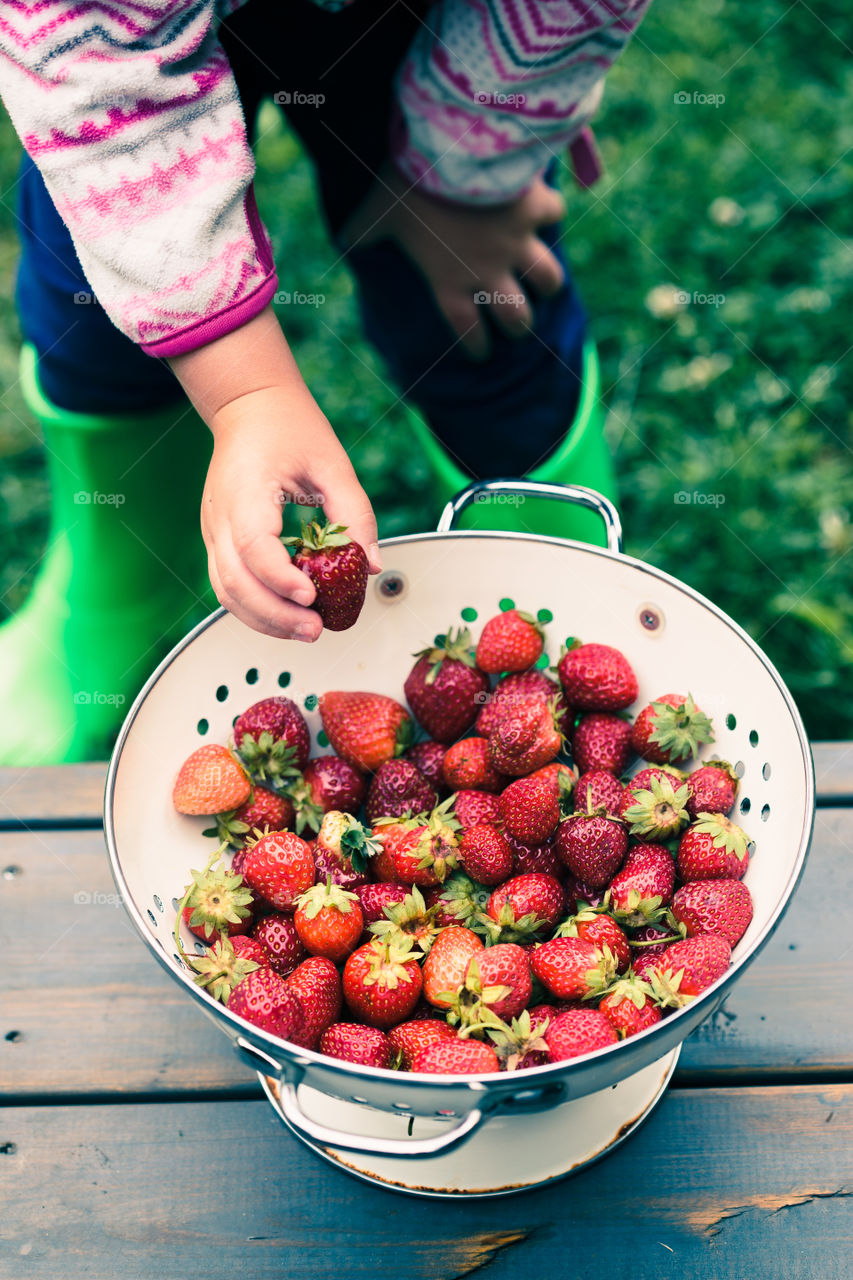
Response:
[0,0,650,357]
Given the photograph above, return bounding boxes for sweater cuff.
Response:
[139,269,279,357]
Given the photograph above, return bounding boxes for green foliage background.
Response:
[1,0,851,738]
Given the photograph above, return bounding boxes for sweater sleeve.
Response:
[0,0,277,356]
[391,0,652,204]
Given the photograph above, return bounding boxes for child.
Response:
[0,0,650,762]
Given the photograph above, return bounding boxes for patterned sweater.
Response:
[0,0,650,357]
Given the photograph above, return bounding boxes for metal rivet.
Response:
[638,604,663,632]
[376,571,407,601]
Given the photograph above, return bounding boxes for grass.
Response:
[1,0,851,738]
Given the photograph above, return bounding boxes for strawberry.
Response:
[671,878,753,947]
[499,774,560,845]
[251,912,307,977]
[631,693,714,765]
[402,740,448,793]
[343,938,424,1028]
[318,691,413,773]
[210,786,294,851]
[458,823,514,886]
[508,834,562,880]
[189,937,262,1004]
[178,851,254,943]
[427,873,492,928]
[458,944,532,1022]
[608,844,676,925]
[629,923,678,963]
[545,1007,619,1062]
[313,811,382,890]
[452,789,502,832]
[368,884,443,955]
[281,519,368,631]
[226,967,304,1040]
[320,1022,391,1068]
[557,642,638,712]
[488,699,562,777]
[233,696,310,782]
[283,956,342,1048]
[173,744,251,815]
[294,879,364,963]
[621,769,690,841]
[229,934,270,968]
[288,756,366,835]
[442,736,505,792]
[404,628,489,743]
[423,925,484,1007]
[598,977,662,1039]
[684,760,739,820]
[647,934,732,1007]
[388,1019,457,1070]
[556,910,631,972]
[356,881,409,924]
[376,799,460,887]
[365,759,438,824]
[572,713,633,775]
[574,769,625,817]
[475,670,571,738]
[475,609,545,674]
[487,1007,551,1071]
[531,936,618,1000]
[528,760,576,799]
[483,873,565,942]
[411,1039,501,1075]
[562,872,608,915]
[242,829,315,911]
[676,814,751,881]
[554,811,628,888]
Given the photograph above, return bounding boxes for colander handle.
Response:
[437,479,623,554]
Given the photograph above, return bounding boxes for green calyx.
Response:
[485,1008,550,1071]
[181,847,253,935]
[294,875,359,919]
[281,519,352,554]
[579,944,620,999]
[606,886,671,929]
[442,958,513,1038]
[319,811,384,873]
[203,808,253,850]
[691,812,751,861]
[438,873,492,925]
[363,935,422,989]
[234,731,301,789]
[414,627,478,685]
[285,776,324,836]
[472,902,546,945]
[648,965,694,1010]
[190,938,259,1004]
[369,885,442,953]
[623,775,690,839]
[647,693,715,762]
[604,975,658,1011]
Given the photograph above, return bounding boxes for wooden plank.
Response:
[811,742,853,804]
[1,1087,852,1279]
[4,811,852,1098]
[0,764,107,826]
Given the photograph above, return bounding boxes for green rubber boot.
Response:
[0,344,216,764]
[404,339,617,544]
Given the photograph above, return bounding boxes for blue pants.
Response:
[14,0,586,478]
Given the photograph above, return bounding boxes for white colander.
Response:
[105,481,814,1192]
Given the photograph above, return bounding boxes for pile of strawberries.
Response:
[171,608,753,1076]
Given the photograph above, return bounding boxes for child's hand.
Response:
[170,308,380,642]
[341,167,566,359]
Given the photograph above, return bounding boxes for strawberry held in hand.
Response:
[404,628,489,744]
[475,609,545,674]
[282,519,368,632]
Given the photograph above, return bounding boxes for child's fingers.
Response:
[441,293,490,359]
[321,468,382,573]
[519,238,565,299]
[234,524,318,605]
[487,274,533,338]
[210,537,322,642]
[528,181,566,228]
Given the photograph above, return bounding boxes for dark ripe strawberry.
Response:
[685,761,739,820]
[452,789,502,833]
[227,787,294,846]
[574,769,625,817]
[486,873,565,937]
[290,756,366,835]
[388,1019,457,1070]
[251,912,307,977]
[173,744,251,815]
[229,934,271,967]
[531,936,617,1000]
[404,628,489,743]
[545,1007,619,1062]
[677,814,751,881]
[475,670,570,737]
[402,741,449,793]
[365,759,438,825]
[648,934,731,1007]
[319,691,413,774]
[233,696,310,777]
[508,835,563,881]
[631,693,714,765]
[458,823,514,886]
[620,768,690,842]
[284,956,343,1048]
[226,968,304,1040]
[630,923,676,962]
[357,881,409,924]
[343,938,423,1028]
[599,978,662,1039]
[426,873,492,928]
[368,884,444,955]
[242,830,315,911]
[411,1039,501,1075]
[282,520,369,632]
[313,842,369,892]
[554,813,628,888]
[572,713,633,775]
[562,873,608,914]
[609,844,676,924]
[631,950,664,983]
[489,700,562,776]
[442,736,505,792]
[499,775,560,845]
[557,911,631,972]
[320,1022,391,1069]
[557,643,638,712]
[463,944,532,1021]
[672,878,753,947]
[475,609,545,674]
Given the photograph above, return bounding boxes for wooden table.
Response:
[2,748,853,1278]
